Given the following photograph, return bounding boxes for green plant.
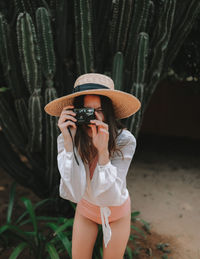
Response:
[0,87,9,92]
[0,182,74,259]
[157,243,171,253]
[124,211,150,258]
[93,225,103,259]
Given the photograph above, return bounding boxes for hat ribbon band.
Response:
[73,83,109,93]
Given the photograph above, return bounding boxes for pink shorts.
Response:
[76,196,131,224]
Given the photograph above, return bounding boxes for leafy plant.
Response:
[93,225,103,259]
[1,182,175,259]
[157,243,171,253]
[0,182,74,259]
[0,87,9,92]
[124,211,150,258]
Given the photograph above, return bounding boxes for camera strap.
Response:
[67,127,79,166]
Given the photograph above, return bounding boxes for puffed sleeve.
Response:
[90,130,136,206]
[57,133,87,203]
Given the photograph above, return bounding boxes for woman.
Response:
[44,73,141,259]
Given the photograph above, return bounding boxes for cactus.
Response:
[164,0,200,76]
[0,14,11,82]
[0,13,30,143]
[115,0,134,52]
[109,0,121,52]
[127,32,149,135]
[111,52,124,91]
[92,0,112,71]
[36,7,55,81]
[0,130,47,198]
[0,14,20,97]
[13,0,38,20]
[15,98,29,139]
[44,87,58,194]
[146,1,155,36]
[74,0,94,75]
[17,12,43,152]
[144,0,176,107]
[36,7,58,194]
[0,96,26,151]
[125,0,150,72]
[0,0,199,207]
[17,12,40,94]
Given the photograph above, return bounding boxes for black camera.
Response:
[73,108,96,125]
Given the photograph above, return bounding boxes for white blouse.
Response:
[57,129,136,247]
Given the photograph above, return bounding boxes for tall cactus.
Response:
[16,12,40,94]
[127,32,149,136]
[36,7,58,195]
[115,0,134,53]
[125,0,150,74]
[17,12,43,152]
[144,0,176,105]
[0,0,200,208]
[0,14,29,148]
[74,0,94,75]
[111,52,124,91]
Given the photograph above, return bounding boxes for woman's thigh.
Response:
[72,209,99,259]
[103,212,131,259]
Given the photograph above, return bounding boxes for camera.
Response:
[73,108,96,125]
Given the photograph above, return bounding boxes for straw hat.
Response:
[44,73,141,119]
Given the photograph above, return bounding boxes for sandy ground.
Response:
[127,134,200,259]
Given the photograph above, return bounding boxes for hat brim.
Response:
[44,89,141,119]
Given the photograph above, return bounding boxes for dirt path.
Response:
[127,134,200,259]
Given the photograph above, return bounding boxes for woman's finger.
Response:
[62,110,76,116]
[89,124,97,138]
[60,105,75,116]
[58,114,77,124]
[99,128,109,134]
[90,119,108,130]
[61,109,76,117]
[59,120,77,130]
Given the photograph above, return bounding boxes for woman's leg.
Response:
[72,208,99,259]
[103,212,131,259]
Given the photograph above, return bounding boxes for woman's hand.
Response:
[57,105,77,151]
[89,112,109,165]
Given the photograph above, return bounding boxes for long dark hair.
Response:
[73,95,125,164]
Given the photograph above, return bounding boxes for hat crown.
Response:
[74,73,114,90]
